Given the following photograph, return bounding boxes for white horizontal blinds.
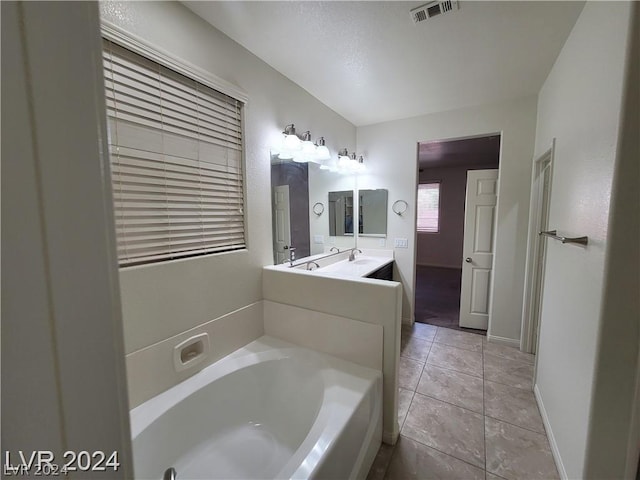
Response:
[417,183,440,233]
[103,39,245,266]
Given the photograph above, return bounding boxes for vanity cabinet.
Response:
[366,261,393,281]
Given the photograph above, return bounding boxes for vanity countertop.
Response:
[267,249,394,280]
[313,255,393,279]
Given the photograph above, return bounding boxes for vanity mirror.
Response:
[358,189,388,236]
[271,154,355,264]
[328,190,355,236]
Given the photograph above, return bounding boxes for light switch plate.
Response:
[394,238,408,248]
[378,238,386,247]
[314,235,324,244]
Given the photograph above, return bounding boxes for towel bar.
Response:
[539,230,588,246]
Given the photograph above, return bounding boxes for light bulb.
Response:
[284,134,301,151]
[301,140,316,154]
[316,145,330,161]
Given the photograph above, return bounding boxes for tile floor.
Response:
[367,323,559,480]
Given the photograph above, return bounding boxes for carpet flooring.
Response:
[414,265,486,336]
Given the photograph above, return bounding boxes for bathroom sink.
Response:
[351,258,378,266]
[314,255,393,278]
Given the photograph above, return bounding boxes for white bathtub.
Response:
[130,336,383,479]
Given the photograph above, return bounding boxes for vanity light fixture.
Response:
[357,155,366,172]
[293,131,317,163]
[301,131,316,154]
[337,148,351,169]
[277,125,332,164]
[315,137,331,161]
[333,150,366,174]
[282,124,302,151]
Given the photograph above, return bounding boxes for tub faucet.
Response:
[330,247,340,253]
[348,248,362,262]
[163,467,176,480]
[306,261,320,270]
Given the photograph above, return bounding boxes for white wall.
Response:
[100,1,357,354]
[533,2,636,478]
[2,2,132,474]
[357,97,537,340]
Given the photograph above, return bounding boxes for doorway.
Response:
[521,142,554,354]
[414,134,501,333]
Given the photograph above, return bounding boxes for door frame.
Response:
[412,132,502,329]
[273,184,292,264]
[521,139,555,354]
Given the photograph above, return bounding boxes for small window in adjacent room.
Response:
[417,182,440,233]
[102,39,246,267]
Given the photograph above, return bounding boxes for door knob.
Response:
[465,257,472,263]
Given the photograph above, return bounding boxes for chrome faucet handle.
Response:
[330,247,340,253]
[348,248,362,262]
[164,467,176,480]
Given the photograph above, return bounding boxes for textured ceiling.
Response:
[184,1,584,127]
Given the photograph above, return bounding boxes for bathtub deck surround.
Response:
[125,302,265,408]
[263,260,403,445]
[264,301,383,371]
[131,336,382,480]
[367,324,559,480]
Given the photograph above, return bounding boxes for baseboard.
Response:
[402,317,414,326]
[416,262,461,270]
[534,384,568,480]
[383,429,399,445]
[486,334,520,348]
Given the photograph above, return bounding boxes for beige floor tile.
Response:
[485,473,507,480]
[401,335,432,362]
[484,342,535,364]
[398,388,414,427]
[417,364,484,413]
[366,442,396,480]
[399,356,424,391]
[484,381,544,433]
[384,436,485,480]
[484,353,534,389]
[434,328,484,352]
[485,417,559,480]
[403,322,438,341]
[427,343,483,378]
[402,393,485,468]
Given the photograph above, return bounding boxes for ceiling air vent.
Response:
[410,0,459,24]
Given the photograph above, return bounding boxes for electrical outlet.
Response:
[314,235,324,244]
[378,238,386,247]
[394,238,408,248]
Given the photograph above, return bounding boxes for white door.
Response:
[459,169,499,330]
[273,185,291,264]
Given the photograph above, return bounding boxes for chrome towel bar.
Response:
[539,230,588,246]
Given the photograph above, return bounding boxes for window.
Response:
[417,182,440,233]
[103,39,245,266]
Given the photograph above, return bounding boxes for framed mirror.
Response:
[358,189,388,236]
